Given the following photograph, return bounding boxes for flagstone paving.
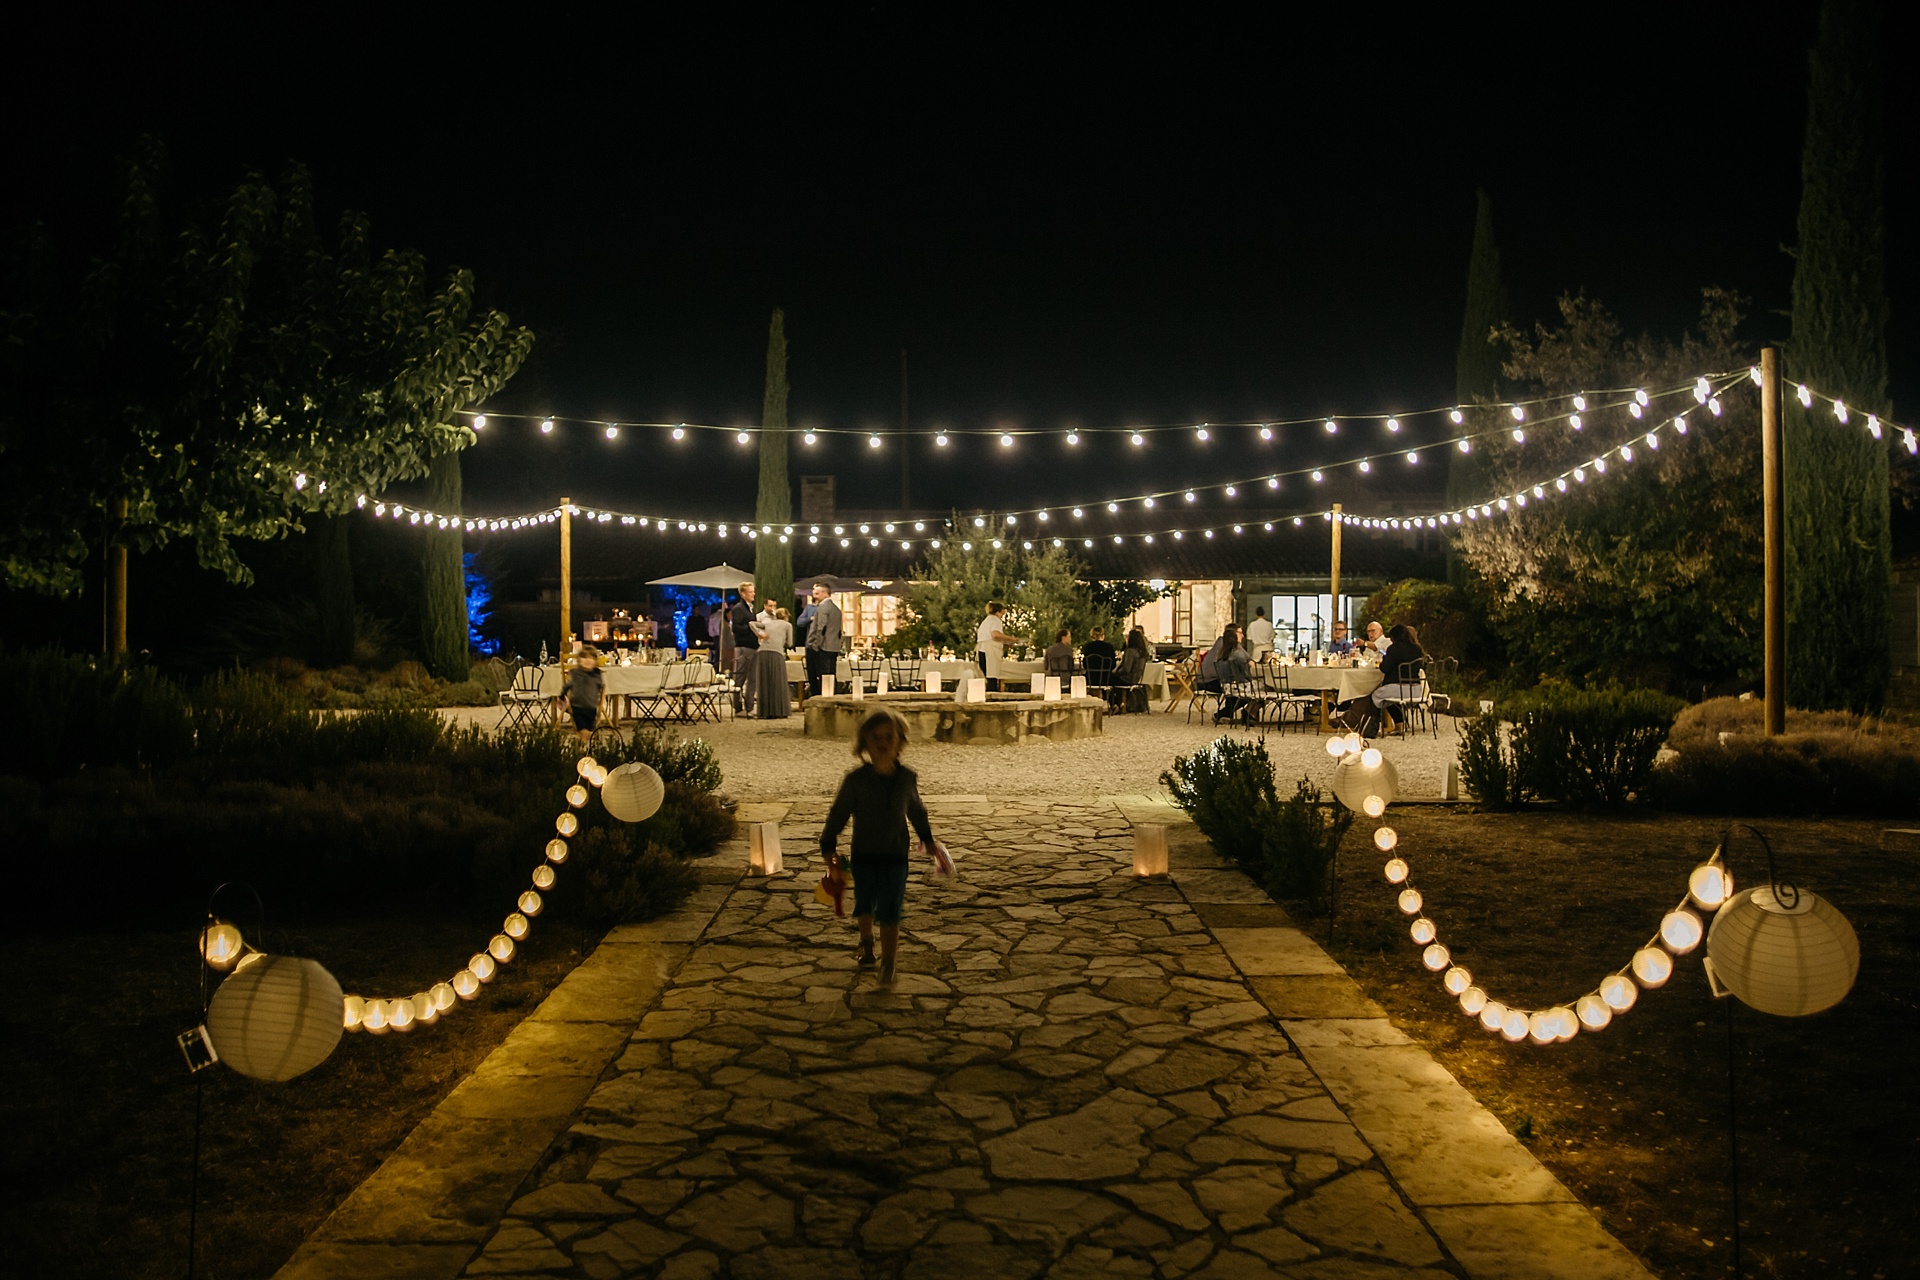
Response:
[276,797,1655,1280]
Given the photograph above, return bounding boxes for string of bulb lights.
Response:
[1324,731,1735,1046]
[348,372,1915,546]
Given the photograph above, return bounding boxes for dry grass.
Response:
[2,916,603,1280]
[1323,808,1916,1280]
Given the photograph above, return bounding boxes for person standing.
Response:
[805,583,843,695]
[752,607,793,719]
[730,582,759,715]
[975,601,1020,692]
[1246,606,1275,661]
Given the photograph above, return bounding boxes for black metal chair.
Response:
[496,663,549,731]
[887,654,922,691]
[1384,660,1434,736]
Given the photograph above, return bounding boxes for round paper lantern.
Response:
[1397,888,1423,915]
[1576,994,1613,1030]
[1334,755,1399,814]
[204,955,345,1081]
[1547,1006,1579,1041]
[1326,735,1348,757]
[576,755,600,778]
[601,763,666,823]
[566,784,589,808]
[1384,858,1409,884]
[200,921,245,971]
[1344,732,1362,754]
[1410,917,1436,945]
[532,865,556,889]
[1500,1009,1530,1041]
[1459,985,1488,1015]
[1688,863,1733,911]
[518,890,543,917]
[412,992,438,1025]
[389,997,417,1032]
[1660,908,1704,954]
[1599,973,1638,1012]
[1631,946,1672,987]
[342,995,366,1031]
[469,952,497,982]
[362,999,390,1034]
[488,934,516,963]
[503,912,530,940]
[451,969,480,1000]
[555,812,579,837]
[1375,827,1398,852]
[429,982,456,1012]
[1443,966,1472,995]
[1479,999,1508,1031]
[1422,943,1450,971]
[1705,885,1859,1017]
[545,838,569,864]
[1528,1011,1555,1044]
[1363,795,1386,818]
[1360,747,1382,769]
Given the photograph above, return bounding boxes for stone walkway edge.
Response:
[274,796,1657,1280]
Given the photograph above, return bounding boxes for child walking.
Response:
[820,708,937,987]
[563,647,605,743]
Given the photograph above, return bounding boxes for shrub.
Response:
[0,649,194,778]
[1457,713,1527,810]
[1356,579,1476,662]
[659,780,736,855]
[1161,737,1277,866]
[1655,724,1920,817]
[1515,685,1684,806]
[606,727,724,793]
[1257,776,1353,910]
[566,830,697,926]
[435,679,497,707]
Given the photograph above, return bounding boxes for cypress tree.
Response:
[1786,0,1890,711]
[754,309,794,612]
[1447,189,1509,577]
[419,446,469,681]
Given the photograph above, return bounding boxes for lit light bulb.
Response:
[1143,497,1155,508]
[1387,418,1400,433]
[1443,966,1472,995]
[1457,439,1471,453]
[1460,985,1488,1016]
[935,433,948,446]
[1569,413,1583,431]
[1709,397,1723,416]
[1796,384,1812,407]
[542,419,556,435]
[1358,459,1371,473]
[1630,946,1672,987]
[1572,394,1587,411]
[1411,917,1437,945]
[1000,433,1014,447]
[869,434,882,448]
[1323,418,1338,434]
[1224,486,1236,496]
[1196,426,1210,441]
[1311,470,1324,482]
[1634,388,1650,406]
[1407,451,1419,464]
[671,425,683,440]
[1268,476,1280,488]
[1259,425,1273,440]
[803,431,817,445]
[1066,432,1079,445]
[1398,888,1423,915]
[1374,827,1398,852]
[1384,857,1409,884]
[1510,405,1526,421]
[1423,943,1450,971]
[566,784,588,808]
[1131,432,1145,447]
[1450,409,1465,424]
[1629,402,1644,420]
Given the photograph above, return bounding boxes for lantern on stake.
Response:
[1332,751,1398,814]
[601,762,665,823]
[204,955,345,1081]
[200,921,245,971]
[1706,886,1858,1017]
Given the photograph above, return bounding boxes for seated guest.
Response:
[1327,620,1356,655]
[1369,623,1428,736]
[1043,629,1077,682]
[1111,629,1151,712]
[1197,623,1253,724]
[1362,620,1385,656]
[1081,626,1117,682]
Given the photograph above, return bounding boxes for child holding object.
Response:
[820,707,938,987]
[563,647,605,743]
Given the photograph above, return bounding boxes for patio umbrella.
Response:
[646,563,755,590]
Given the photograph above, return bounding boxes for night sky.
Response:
[10,4,1914,526]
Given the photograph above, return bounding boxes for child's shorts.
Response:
[570,703,599,731]
[850,855,909,925]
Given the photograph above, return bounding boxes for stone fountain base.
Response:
[802,691,1104,745]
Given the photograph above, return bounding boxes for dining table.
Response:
[534,661,719,723]
[1270,662,1385,731]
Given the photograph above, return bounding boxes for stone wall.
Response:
[803,692,1103,745]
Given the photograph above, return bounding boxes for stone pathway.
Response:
[277,798,1654,1280]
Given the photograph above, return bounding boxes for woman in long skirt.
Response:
[754,607,794,719]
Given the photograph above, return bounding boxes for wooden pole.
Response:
[1329,502,1344,629]
[105,496,128,660]
[1761,348,1786,735]
[559,497,573,661]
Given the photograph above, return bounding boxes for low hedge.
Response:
[1654,698,1920,816]
[1162,737,1353,912]
[1456,684,1684,809]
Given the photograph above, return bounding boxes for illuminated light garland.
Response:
[1358,786,1735,1046]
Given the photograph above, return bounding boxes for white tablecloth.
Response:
[535,662,716,699]
[1276,665,1385,702]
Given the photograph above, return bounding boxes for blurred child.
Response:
[820,707,937,987]
[564,646,604,743]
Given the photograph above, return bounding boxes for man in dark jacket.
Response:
[730,582,759,714]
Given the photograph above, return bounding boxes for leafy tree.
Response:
[889,529,1103,655]
[753,309,793,612]
[1455,290,1760,694]
[0,145,532,622]
[1785,0,1891,711]
[419,449,467,680]
[1087,579,1168,634]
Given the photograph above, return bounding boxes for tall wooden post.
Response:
[558,497,573,660]
[104,496,128,660]
[1329,502,1344,627]
[1760,348,1786,735]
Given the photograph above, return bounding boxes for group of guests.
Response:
[973,602,1152,708]
[717,581,851,720]
[1197,612,1428,734]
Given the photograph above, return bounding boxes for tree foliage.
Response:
[889,530,1107,655]
[1785,0,1891,711]
[0,143,532,596]
[1454,290,1760,694]
[753,308,794,611]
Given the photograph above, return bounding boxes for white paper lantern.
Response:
[1422,943,1450,971]
[555,812,579,837]
[546,838,569,864]
[1599,973,1638,1012]
[1527,1011,1555,1044]
[342,994,366,1030]
[1660,908,1704,954]
[1500,1008,1530,1041]
[518,890,543,917]
[488,934,516,963]
[1443,965,1472,995]
[200,921,245,971]
[362,998,390,1034]
[1410,917,1437,944]
[1362,794,1386,817]
[1631,946,1672,987]
[469,952,497,982]
[576,755,599,778]
[1576,993,1613,1030]
[1344,731,1362,754]
[1334,754,1399,813]
[1547,1006,1579,1041]
[1705,885,1859,1017]
[452,969,480,1000]
[966,677,987,702]
[1374,827,1398,852]
[1383,858,1409,884]
[502,912,530,940]
[204,955,345,1081]
[389,997,417,1032]
[1360,747,1383,769]
[1459,985,1488,1015]
[924,673,942,694]
[1688,863,1733,911]
[1397,888,1423,915]
[566,784,589,808]
[601,762,665,823]
[1326,735,1348,757]
[429,982,455,1012]
[749,822,784,875]
[1133,824,1170,877]
[1070,675,1088,698]
[1479,999,1508,1031]
[412,992,439,1025]
[586,764,608,787]
[532,864,556,889]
